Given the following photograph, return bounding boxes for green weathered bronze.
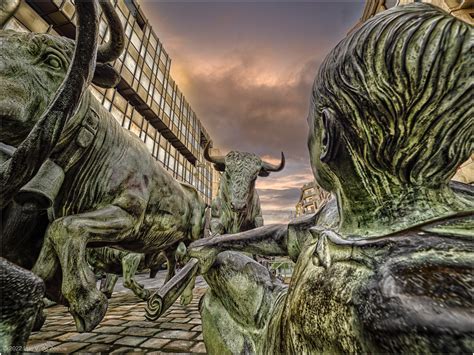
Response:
[187,4,474,354]
[0,0,102,345]
[204,141,285,235]
[0,257,45,353]
[87,247,173,300]
[1,0,206,333]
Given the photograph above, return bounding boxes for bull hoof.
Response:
[69,291,107,332]
[33,306,46,331]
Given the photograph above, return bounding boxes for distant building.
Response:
[453,154,474,185]
[295,181,331,217]
[4,0,216,205]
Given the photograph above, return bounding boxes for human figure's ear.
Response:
[320,108,340,164]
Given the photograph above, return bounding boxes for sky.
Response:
[140,0,365,224]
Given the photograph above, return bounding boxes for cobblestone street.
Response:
[27,272,208,353]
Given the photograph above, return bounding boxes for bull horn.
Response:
[0,0,20,27]
[96,0,125,63]
[204,141,226,171]
[262,152,285,172]
[0,0,100,208]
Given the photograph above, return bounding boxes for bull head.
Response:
[0,0,125,208]
[204,141,285,212]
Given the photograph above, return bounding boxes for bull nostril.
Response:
[231,201,246,211]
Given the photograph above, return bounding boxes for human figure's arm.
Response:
[188,224,288,273]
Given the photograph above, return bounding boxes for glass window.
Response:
[153,88,161,104]
[131,111,143,128]
[111,106,124,125]
[140,73,150,90]
[139,122,147,141]
[157,69,164,83]
[113,92,127,113]
[123,116,131,129]
[104,99,112,111]
[172,113,179,126]
[124,53,137,73]
[130,122,140,137]
[160,51,167,63]
[116,9,127,26]
[145,134,154,153]
[168,156,175,170]
[130,30,141,50]
[164,102,171,116]
[167,83,173,96]
[149,35,157,49]
[157,146,166,163]
[145,52,154,69]
[99,19,107,37]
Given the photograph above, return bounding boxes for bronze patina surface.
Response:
[187,4,473,354]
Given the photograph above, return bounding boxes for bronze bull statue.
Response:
[1,0,206,333]
[204,141,284,235]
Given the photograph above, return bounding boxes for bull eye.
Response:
[45,53,63,70]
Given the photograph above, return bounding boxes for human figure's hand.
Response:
[187,238,219,274]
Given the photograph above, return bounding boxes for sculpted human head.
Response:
[308,3,473,199]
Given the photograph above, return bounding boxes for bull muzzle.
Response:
[231,200,247,212]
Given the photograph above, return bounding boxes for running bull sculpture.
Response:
[88,246,175,300]
[0,0,206,333]
[204,142,284,235]
[0,0,106,346]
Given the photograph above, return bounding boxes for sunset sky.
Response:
[141,1,365,223]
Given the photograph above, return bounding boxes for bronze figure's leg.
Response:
[35,205,135,332]
[122,253,150,300]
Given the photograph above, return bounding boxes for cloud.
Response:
[178,52,319,158]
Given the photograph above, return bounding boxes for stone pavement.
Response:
[26,271,208,353]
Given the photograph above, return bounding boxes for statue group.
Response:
[1,0,472,353]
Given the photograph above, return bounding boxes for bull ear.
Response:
[320,108,340,164]
[258,169,270,177]
[92,63,121,88]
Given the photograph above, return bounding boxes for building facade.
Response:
[4,0,215,205]
[295,181,331,217]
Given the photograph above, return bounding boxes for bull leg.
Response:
[40,205,135,332]
[32,237,63,303]
[149,252,166,279]
[164,248,176,283]
[100,273,118,299]
[122,253,150,300]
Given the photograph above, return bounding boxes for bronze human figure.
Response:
[187,4,474,354]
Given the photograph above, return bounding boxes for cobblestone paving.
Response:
[27,272,208,353]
